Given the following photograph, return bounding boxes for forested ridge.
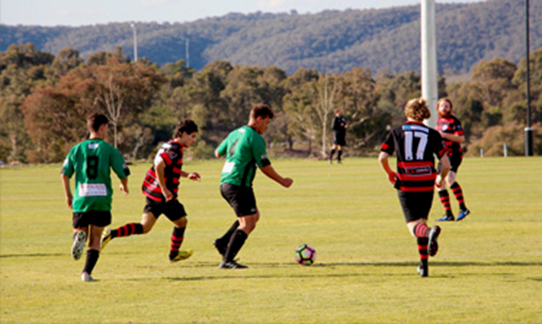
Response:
[1,0,541,76]
[1,42,541,164]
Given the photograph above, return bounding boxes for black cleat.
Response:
[213,239,227,256]
[428,226,441,257]
[219,260,248,269]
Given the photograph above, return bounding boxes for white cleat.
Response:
[81,272,96,282]
[72,231,87,261]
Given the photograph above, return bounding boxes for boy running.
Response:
[101,120,200,263]
[61,113,130,282]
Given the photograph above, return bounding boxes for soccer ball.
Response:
[295,244,316,266]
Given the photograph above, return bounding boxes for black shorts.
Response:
[333,131,346,146]
[397,190,434,223]
[220,183,258,217]
[73,211,111,228]
[143,197,187,222]
[439,154,462,173]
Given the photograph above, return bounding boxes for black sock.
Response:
[83,249,100,275]
[337,150,342,161]
[224,229,248,262]
[216,220,239,246]
[417,237,429,273]
[329,149,335,159]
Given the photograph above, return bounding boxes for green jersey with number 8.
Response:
[216,125,271,187]
[61,138,130,212]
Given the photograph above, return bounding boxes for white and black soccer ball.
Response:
[295,244,316,266]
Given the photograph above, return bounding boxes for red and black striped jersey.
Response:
[381,121,447,192]
[436,115,464,157]
[142,140,184,202]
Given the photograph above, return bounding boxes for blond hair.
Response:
[404,98,431,122]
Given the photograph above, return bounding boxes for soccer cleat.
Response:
[213,239,227,256]
[100,228,112,252]
[328,159,332,164]
[71,230,86,261]
[428,226,441,257]
[169,249,193,263]
[219,260,248,269]
[417,263,428,277]
[456,209,470,222]
[436,214,455,222]
[81,272,96,282]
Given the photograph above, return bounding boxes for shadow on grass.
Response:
[0,253,65,258]
[121,260,542,282]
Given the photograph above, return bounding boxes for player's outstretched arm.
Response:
[182,171,201,182]
[260,165,293,188]
[60,174,73,209]
[119,177,129,195]
[378,152,397,185]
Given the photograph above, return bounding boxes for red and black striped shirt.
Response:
[436,115,464,158]
[381,121,447,192]
[142,140,184,202]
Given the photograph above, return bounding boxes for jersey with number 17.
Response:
[380,121,447,192]
[61,138,130,212]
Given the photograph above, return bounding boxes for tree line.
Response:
[1,0,541,76]
[1,43,541,164]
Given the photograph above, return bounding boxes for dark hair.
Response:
[404,98,431,122]
[250,104,274,120]
[87,113,109,132]
[174,119,198,138]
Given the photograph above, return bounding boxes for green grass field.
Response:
[1,157,541,323]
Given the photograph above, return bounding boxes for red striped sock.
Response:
[438,189,453,215]
[413,222,431,238]
[111,223,143,238]
[169,226,186,258]
[451,182,467,209]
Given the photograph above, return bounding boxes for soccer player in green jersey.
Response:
[61,113,130,282]
[214,104,294,269]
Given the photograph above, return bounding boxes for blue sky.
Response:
[2,0,483,27]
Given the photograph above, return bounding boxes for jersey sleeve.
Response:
[430,130,448,158]
[453,118,464,136]
[216,136,228,157]
[111,146,130,179]
[380,130,395,155]
[252,135,271,168]
[61,147,76,178]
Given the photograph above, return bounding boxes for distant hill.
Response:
[1,0,540,76]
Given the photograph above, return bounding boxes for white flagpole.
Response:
[421,0,438,128]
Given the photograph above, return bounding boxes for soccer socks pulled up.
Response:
[413,222,431,238]
[417,237,429,277]
[337,150,342,162]
[450,182,467,210]
[111,223,143,238]
[438,189,453,216]
[329,149,336,160]
[169,226,186,260]
[82,249,100,276]
[216,220,240,247]
[224,229,248,262]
